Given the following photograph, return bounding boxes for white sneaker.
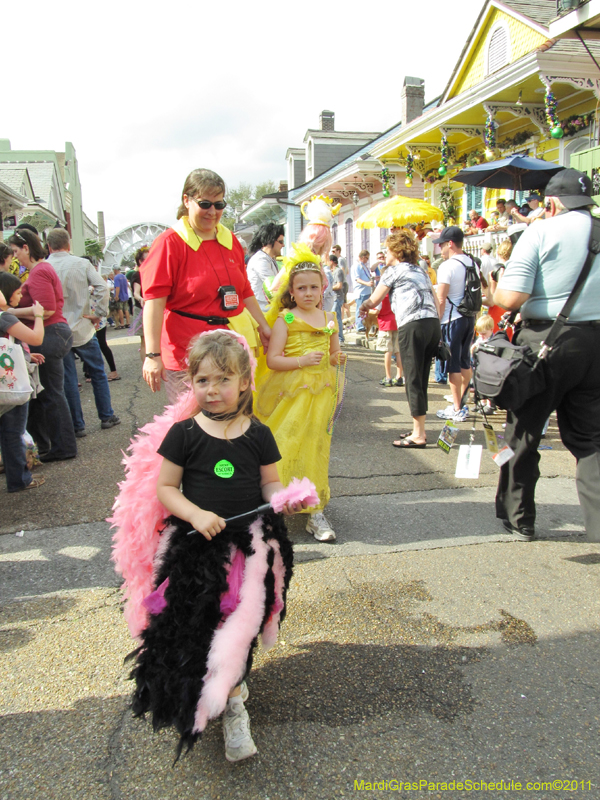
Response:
[436,404,459,420]
[453,405,469,423]
[443,394,454,403]
[223,696,257,762]
[305,512,336,542]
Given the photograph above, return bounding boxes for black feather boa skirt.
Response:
[127,509,293,759]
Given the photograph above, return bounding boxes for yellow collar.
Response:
[173,216,233,251]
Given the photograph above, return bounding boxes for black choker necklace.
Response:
[201,408,240,421]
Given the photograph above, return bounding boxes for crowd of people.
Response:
[0,225,150,490]
[3,164,599,767]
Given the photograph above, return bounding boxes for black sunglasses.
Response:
[193,198,227,210]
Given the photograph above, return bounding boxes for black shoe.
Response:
[391,377,404,387]
[501,519,535,542]
[75,429,87,438]
[101,415,121,430]
[39,452,77,463]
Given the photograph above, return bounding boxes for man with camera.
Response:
[490,168,600,543]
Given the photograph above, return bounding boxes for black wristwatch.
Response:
[146,352,161,358]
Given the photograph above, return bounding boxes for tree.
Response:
[221,180,279,229]
[85,238,104,264]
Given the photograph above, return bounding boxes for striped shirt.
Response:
[47,252,109,347]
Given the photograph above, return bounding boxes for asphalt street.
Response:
[1,329,598,800]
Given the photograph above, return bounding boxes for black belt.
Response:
[522,319,600,328]
[171,309,230,325]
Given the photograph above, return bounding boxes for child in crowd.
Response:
[256,247,346,543]
[376,280,403,388]
[471,314,496,413]
[113,330,311,763]
[0,273,46,491]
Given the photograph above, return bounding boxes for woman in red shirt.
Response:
[9,229,77,461]
[142,169,271,402]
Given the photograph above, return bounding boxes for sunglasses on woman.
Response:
[193,198,227,210]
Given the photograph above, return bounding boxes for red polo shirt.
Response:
[142,227,252,370]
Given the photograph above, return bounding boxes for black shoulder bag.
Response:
[473,211,600,411]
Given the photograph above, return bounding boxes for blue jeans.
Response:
[355,291,371,331]
[29,322,77,459]
[434,358,447,383]
[333,294,344,342]
[0,403,32,491]
[63,335,115,430]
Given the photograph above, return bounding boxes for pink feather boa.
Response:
[109,390,198,639]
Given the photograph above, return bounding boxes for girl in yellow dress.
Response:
[256,258,346,542]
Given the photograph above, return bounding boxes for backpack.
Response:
[448,254,482,318]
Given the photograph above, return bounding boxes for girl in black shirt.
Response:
[124,330,305,763]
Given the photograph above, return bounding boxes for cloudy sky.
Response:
[6,0,473,238]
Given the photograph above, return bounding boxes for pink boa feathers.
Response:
[270,477,319,513]
[109,390,198,638]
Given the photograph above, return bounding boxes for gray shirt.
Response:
[500,210,600,322]
[47,252,109,347]
[246,250,279,311]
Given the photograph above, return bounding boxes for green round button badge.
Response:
[214,459,235,479]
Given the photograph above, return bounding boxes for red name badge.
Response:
[223,291,239,310]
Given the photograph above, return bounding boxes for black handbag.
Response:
[434,339,451,362]
[473,211,600,411]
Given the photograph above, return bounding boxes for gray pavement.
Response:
[1,330,599,800]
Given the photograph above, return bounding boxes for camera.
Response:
[490,265,504,283]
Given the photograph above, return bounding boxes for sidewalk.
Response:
[1,332,598,800]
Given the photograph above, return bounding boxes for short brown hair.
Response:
[358,250,369,259]
[384,231,419,265]
[177,169,226,219]
[47,228,71,251]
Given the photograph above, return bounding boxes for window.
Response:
[332,222,338,246]
[361,228,369,252]
[486,24,510,75]
[345,218,353,267]
[465,186,483,217]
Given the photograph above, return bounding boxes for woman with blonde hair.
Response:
[360,230,441,448]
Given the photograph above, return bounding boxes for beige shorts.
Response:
[377,329,399,353]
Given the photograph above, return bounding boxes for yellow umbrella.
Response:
[356,195,444,229]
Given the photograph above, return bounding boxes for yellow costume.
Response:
[256,310,338,512]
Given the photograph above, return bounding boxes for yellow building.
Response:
[370,0,600,236]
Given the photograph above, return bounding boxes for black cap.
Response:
[526,193,542,202]
[544,168,597,210]
[432,225,464,245]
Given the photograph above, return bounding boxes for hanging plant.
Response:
[438,134,448,176]
[561,111,595,138]
[545,88,563,139]
[405,153,414,188]
[497,129,533,150]
[484,110,496,160]
[380,166,391,197]
[439,186,458,226]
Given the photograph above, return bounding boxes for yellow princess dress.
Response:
[256,310,338,513]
